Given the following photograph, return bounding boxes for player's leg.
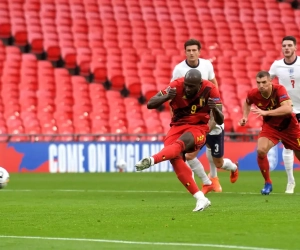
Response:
[185,150,213,194]
[282,147,295,193]
[170,155,211,212]
[205,135,222,192]
[185,150,212,185]
[209,130,239,184]
[257,136,277,195]
[135,126,206,170]
[135,127,211,211]
[294,150,300,161]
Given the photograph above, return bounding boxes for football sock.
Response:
[188,158,212,185]
[282,147,295,184]
[257,155,272,183]
[152,140,185,164]
[193,191,205,200]
[206,147,218,177]
[221,158,237,172]
[170,157,200,195]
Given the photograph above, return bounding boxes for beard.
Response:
[284,50,295,58]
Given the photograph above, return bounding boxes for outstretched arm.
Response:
[147,87,176,109]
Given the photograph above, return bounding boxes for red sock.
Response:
[170,156,199,195]
[257,155,272,183]
[152,140,185,164]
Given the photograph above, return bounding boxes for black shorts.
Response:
[206,129,224,158]
[296,113,300,123]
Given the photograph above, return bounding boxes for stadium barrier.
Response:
[0,132,259,142]
[0,133,299,173]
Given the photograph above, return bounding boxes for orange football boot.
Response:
[210,176,222,192]
[207,173,223,192]
[230,162,239,183]
[202,182,214,194]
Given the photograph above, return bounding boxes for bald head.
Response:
[183,69,202,98]
[185,69,202,82]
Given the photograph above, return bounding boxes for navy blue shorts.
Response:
[296,113,300,123]
[206,129,224,158]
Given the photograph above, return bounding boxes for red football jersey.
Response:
[246,84,298,131]
[161,78,222,126]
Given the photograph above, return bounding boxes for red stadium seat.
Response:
[1,0,300,141]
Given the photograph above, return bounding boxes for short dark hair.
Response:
[256,71,270,79]
[184,39,202,50]
[282,36,297,45]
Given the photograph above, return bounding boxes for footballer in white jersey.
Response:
[170,39,239,194]
[268,36,300,194]
[269,56,300,114]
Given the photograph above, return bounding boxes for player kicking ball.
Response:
[240,71,300,195]
[135,69,238,211]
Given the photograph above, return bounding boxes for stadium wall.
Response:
[1,142,299,173]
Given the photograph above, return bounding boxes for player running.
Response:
[135,69,238,211]
[171,39,238,194]
[240,71,300,195]
[268,36,300,193]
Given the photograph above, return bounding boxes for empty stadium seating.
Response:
[0,0,300,141]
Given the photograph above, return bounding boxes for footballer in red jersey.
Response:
[135,69,224,212]
[240,71,300,195]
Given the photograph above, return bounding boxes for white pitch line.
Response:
[0,235,283,250]
[1,189,300,196]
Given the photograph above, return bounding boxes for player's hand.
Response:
[239,118,248,126]
[251,106,267,117]
[207,98,217,109]
[166,86,176,100]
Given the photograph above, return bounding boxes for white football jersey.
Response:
[171,58,223,135]
[269,56,300,113]
[171,58,215,82]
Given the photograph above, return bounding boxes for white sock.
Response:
[150,157,155,166]
[282,147,295,184]
[206,147,217,178]
[193,191,205,200]
[221,158,237,172]
[188,158,212,185]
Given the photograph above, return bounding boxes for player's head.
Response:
[184,39,201,65]
[184,69,202,98]
[256,71,272,95]
[282,36,297,59]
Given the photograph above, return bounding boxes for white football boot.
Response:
[135,157,153,171]
[285,182,296,194]
[193,197,211,212]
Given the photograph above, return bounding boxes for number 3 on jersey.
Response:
[291,79,295,88]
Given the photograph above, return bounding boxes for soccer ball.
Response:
[116,159,127,172]
[0,167,9,189]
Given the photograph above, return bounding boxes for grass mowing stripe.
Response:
[0,235,283,250]
[2,189,300,195]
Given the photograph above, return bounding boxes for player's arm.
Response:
[209,77,219,89]
[251,86,293,117]
[207,87,223,125]
[147,87,176,109]
[168,67,182,115]
[208,61,219,89]
[208,104,223,130]
[171,66,181,82]
[263,100,293,116]
[269,61,277,80]
[209,103,223,125]
[239,95,252,126]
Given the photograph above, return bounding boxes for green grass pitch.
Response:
[1,171,300,250]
